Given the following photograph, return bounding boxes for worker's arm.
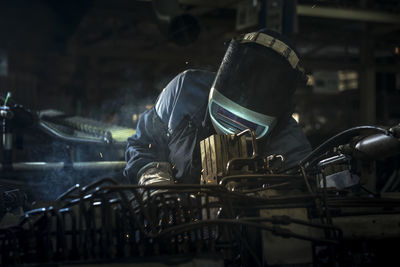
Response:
[124,70,215,184]
[124,107,170,184]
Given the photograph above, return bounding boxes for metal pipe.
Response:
[219,174,303,186]
[299,125,388,167]
[39,121,109,145]
[0,161,126,171]
[353,134,400,159]
[390,124,400,138]
[297,5,400,24]
[72,161,126,170]
[1,105,13,168]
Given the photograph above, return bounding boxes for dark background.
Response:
[0,0,399,147]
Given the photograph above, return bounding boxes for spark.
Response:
[3,92,11,105]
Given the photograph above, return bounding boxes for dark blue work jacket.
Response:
[124,69,312,184]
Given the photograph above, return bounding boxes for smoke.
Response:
[89,66,178,128]
[20,128,125,201]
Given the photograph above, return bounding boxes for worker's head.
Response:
[208,29,305,139]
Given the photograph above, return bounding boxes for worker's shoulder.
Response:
[155,69,215,130]
[180,69,216,79]
[174,69,215,103]
[176,69,216,91]
[160,69,215,101]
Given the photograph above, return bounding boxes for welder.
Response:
[124,29,312,186]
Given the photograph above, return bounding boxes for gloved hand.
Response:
[138,162,175,186]
[137,162,175,200]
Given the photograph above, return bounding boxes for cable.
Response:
[299,126,388,168]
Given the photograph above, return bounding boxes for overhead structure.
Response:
[153,0,201,45]
[297,5,400,24]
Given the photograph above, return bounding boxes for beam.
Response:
[359,34,376,125]
[302,58,360,71]
[297,5,400,24]
[180,2,400,24]
[180,0,238,8]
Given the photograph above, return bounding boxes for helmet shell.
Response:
[211,30,303,119]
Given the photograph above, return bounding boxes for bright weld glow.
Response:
[306,75,314,86]
[292,113,300,123]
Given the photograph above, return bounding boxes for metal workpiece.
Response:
[39,121,112,145]
[2,124,400,266]
[299,125,389,168]
[72,161,126,170]
[3,176,400,266]
[389,124,400,138]
[353,133,400,159]
[328,125,400,160]
[338,128,400,160]
[200,134,248,185]
[38,119,134,146]
[317,154,350,168]
[2,133,12,150]
[0,105,13,120]
[1,105,14,167]
[0,178,340,266]
[200,131,288,187]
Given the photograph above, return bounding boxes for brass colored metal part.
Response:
[200,134,247,185]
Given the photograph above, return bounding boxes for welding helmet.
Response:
[209,30,304,139]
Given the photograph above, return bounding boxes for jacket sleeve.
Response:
[266,117,312,169]
[123,107,169,183]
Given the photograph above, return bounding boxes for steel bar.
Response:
[297,5,400,24]
[0,161,126,171]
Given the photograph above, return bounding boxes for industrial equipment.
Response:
[1,97,400,266]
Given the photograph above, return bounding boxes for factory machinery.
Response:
[0,95,134,201]
[1,98,400,266]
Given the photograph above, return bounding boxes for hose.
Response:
[299,125,388,168]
